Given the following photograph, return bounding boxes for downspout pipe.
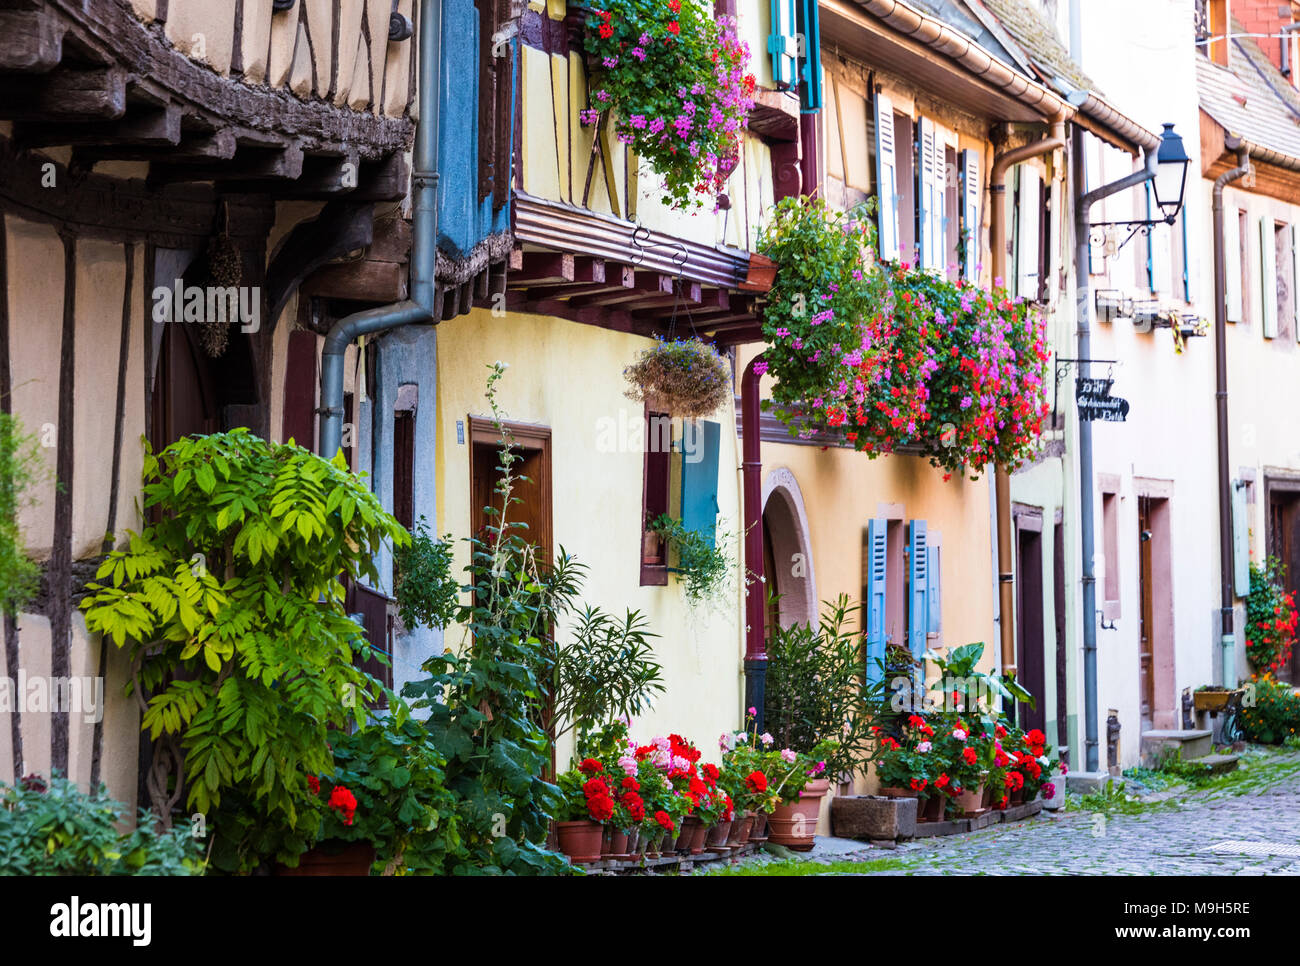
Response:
[1213,141,1251,690]
[319,0,442,458]
[1072,131,1159,772]
[988,115,1068,684]
[741,355,767,730]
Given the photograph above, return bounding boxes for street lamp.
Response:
[1151,122,1191,224]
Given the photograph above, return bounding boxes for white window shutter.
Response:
[874,93,899,262]
[1152,222,1172,297]
[916,118,941,273]
[1016,167,1041,299]
[1260,215,1278,338]
[1232,483,1250,598]
[1225,208,1242,322]
[961,148,980,282]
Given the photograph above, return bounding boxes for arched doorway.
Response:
[760,468,817,637]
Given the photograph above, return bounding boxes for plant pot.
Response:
[981,785,992,808]
[689,818,709,854]
[917,795,945,823]
[706,819,733,849]
[626,828,641,859]
[1010,787,1025,805]
[602,827,630,859]
[749,811,770,842]
[675,815,702,853]
[767,779,829,851]
[276,840,375,876]
[555,820,603,864]
[878,785,912,798]
[740,252,778,293]
[955,784,985,816]
[728,813,754,845]
[1193,690,1232,712]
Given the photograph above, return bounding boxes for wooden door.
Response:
[1268,488,1300,683]
[1053,521,1068,763]
[1016,525,1046,733]
[1138,496,1155,727]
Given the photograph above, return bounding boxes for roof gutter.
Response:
[854,0,1074,120]
[1064,89,1161,153]
[318,0,441,458]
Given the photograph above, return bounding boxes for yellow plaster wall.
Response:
[435,308,746,766]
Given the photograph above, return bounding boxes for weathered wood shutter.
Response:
[1260,215,1278,337]
[874,93,899,261]
[961,148,980,282]
[917,117,941,272]
[1232,482,1250,597]
[282,328,317,447]
[1015,168,1041,298]
[680,419,720,545]
[864,519,887,683]
[769,0,799,89]
[1225,207,1243,321]
[907,520,928,663]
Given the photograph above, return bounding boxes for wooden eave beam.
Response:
[0,7,65,73]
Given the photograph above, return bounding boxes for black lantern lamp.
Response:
[1152,122,1190,224]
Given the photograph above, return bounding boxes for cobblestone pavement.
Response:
[720,751,1300,875]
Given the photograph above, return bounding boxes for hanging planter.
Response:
[579,0,755,209]
[623,337,732,418]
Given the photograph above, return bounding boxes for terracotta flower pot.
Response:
[981,785,992,808]
[689,818,709,854]
[767,779,829,851]
[1010,787,1025,805]
[878,785,912,798]
[706,819,733,849]
[626,828,642,859]
[675,815,702,853]
[749,811,770,842]
[555,820,603,864]
[917,795,945,823]
[602,827,630,859]
[955,784,985,816]
[275,840,375,876]
[728,813,754,845]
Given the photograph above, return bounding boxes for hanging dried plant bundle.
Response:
[199,232,242,358]
[623,337,731,418]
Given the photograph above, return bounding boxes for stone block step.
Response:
[1140,728,1212,767]
[1185,753,1239,775]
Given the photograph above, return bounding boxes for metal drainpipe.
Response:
[988,116,1068,685]
[741,355,767,730]
[1071,129,1158,772]
[318,0,442,458]
[1213,141,1251,690]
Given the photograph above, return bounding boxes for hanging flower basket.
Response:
[579,0,755,209]
[624,337,732,418]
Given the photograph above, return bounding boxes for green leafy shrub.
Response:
[650,512,733,607]
[80,430,407,842]
[0,412,41,616]
[1239,675,1300,744]
[0,775,201,875]
[394,516,458,630]
[1244,558,1297,676]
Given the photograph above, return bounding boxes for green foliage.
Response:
[548,605,664,746]
[762,595,884,777]
[0,775,201,875]
[623,338,733,418]
[1244,557,1297,675]
[401,363,574,875]
[393,516,458,630]
[650,512,733,607]
[0,412,41,616]
[1239,675,1300,744]
[80,430,407,842]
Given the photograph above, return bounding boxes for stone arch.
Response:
[761,467,818,631]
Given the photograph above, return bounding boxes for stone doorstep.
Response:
[1140,728,1213,768]
[829,795,918,840]
[1188,753,1240,775]
[1066,770,1125,794]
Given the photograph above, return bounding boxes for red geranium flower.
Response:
[587,793,615,822]
[745,770,768,793]
[306,775,320,795]
[655,810,675,832]
[328,786,358,826]
[579,758,603,775]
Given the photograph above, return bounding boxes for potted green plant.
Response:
[650,513,733,607]
[1245,558,1298,677]
[624,337,733,419]
[554,759,613,864]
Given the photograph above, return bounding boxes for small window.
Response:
[640,410,672,585]
[1102,490,1120,620]
[392,386,417,531]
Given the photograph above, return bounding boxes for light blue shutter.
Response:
[680,420,720,546]
[1232,483,1250,597]
[865,519,887,684]
[769,0,798,89]
[907,520,928,663]
[1144,184,1155,293]
[961,148,980,281]
[1182,210,1191,302]
[875,93,899,262]
[927,543,942,636]
[795,0,822,112]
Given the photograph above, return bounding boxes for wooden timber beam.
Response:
[0,65,127,120]
[0,6,65,73]
[16,101,182,149]
[536,262,635,301]
[622,279,702,312]
[149,141,305,185]
[508,250,575,285]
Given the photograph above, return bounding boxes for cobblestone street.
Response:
[710,751,1300,876]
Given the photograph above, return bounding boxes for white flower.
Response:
[760,732,774,746]
[1038,755,1049,766]
[952,729,967,741]
[917,741,932,753]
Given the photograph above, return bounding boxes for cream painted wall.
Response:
[434,307,746,768]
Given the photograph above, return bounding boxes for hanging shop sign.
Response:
[1076,377,1129,422]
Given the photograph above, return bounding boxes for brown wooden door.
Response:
[1268,488,1300,683]
[1053,521,1068,763]
[1138,496,1155,727]
[1016,525,1046,733]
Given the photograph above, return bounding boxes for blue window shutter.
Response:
[927,543,942,636]
[874,93,899,262]
[865,519,887,684]
[795,0,822,112]
[1145,184,1155,293]
[1232,483,1250,597]
[907,521,928,664]
[769,0,798,89]
[680,420,720,546]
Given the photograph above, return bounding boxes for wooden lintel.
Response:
[522,263,632,300]
[0,65,127,120]
[0,7,65,73]
[17,101,181,148]
[301,259,406,303]
[508,250,575,284]
[150,142,305,184]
